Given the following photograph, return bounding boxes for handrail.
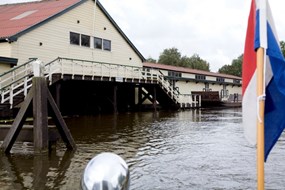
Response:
[0,58,36,78]
[0,57,200,109]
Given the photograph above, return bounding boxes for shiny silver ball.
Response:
[81,152,130,190]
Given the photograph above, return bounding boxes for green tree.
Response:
[158,47,210,71]
[188,54,210,71]
[158,47,181,66]
[280,41,285,57]
[146,57,157,63]
[218,54,243,77]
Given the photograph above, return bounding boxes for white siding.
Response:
[227,85,241,95]
[0,43,12,57]
[206,76,216,81]
[210,84,222,92]
[182,73,195,79]
[0,64,12,73]
[11,0,142,67]
[176,81,206,94]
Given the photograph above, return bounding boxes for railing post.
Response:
[9,84,13,108]
[72,61,74,79]
[82,63,85,80]
[32,59,44,77]
[193,95,197,107]
[24,77,27,96]
[60,59,64,78]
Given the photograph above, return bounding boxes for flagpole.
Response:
[256,47,265,190]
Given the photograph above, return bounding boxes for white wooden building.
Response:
[0,0,242,113]
[0,0,144,73]
[143,62,242,103]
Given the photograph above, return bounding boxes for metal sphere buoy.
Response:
[81,152,130,190]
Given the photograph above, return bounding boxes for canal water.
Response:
[1,108,285,189]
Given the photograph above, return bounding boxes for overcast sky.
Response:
[1,0,285,72]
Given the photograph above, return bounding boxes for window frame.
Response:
[81,34,90,47]
[70,32,80,45]
[94,37,102,49]
[103,39,111,51]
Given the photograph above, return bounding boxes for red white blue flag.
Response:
[242,0,285,161]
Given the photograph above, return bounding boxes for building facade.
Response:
[0,0,144,73]
[143,62,242,102]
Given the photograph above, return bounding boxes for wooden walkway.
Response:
[0,58,201,117]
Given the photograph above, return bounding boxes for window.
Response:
[195,74,205,80]
[70,32,111,51]
[70,32,80,45]
[204,83,210,91]
[216,77,225,82]
[81,34,90,47]
[233,79,241,84]
[103,39,111,51]
[94,37,102,49]
[168,71,181,78]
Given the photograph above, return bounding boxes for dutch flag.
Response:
[242,0,285,161]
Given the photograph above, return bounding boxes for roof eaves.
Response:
[4,0,87,42]
[0,56,18,65]
[96,0,146,62]
[143,62,242,80]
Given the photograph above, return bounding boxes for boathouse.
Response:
[0,0,241,117]
[143,63,242,107]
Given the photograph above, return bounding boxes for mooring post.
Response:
[33,77,49,153]
[113,85,118,114]
[153,86,157,111]
[1,59,76,154]
[32,60,48,153]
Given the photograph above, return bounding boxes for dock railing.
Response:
[0,59,36,107]
[0,57,200,108]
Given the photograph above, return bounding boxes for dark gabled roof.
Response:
[143,62,242,80]
[0,0,145,62]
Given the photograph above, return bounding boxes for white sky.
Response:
[1,0,285,72]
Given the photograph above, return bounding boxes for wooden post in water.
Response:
[113,85,118,114]
[55,83,61,109]
[1,60,76,154]
[153,86,157,111]
[33,77,49,153]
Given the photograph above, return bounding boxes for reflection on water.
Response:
[1,108,285,189]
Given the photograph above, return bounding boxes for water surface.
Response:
[1,108,285,189]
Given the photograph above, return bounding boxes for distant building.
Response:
[143,62,242,102]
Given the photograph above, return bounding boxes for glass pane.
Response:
[94,37,102,49]
[70,32,80,45]
[103,39,111,51]
[81,34,90,47]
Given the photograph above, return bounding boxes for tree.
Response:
[280,41,285,57]
[218,54,243,77]
[218,41,285,77]
[158,47,181,66]
[158,47,210,71]
[146,57,157,63]
[188,54,210,71]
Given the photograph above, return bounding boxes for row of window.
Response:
[197,75,241,85]
[168,71,182,78]
[195,74,206,80]
[216,77,225,82]
[70,32,111,51]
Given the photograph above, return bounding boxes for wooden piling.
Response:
[33,77,49,153]
[1,76,76,154]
